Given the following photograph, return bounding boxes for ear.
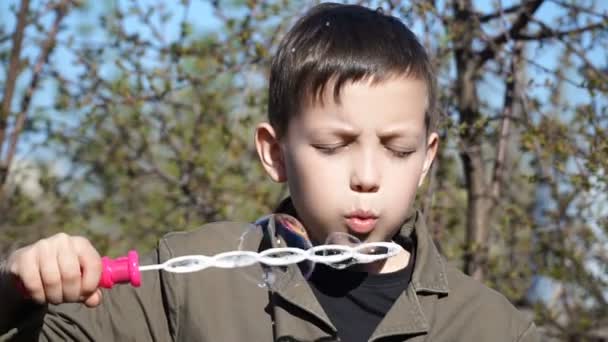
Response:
[418,132,439,187]
[255,122,287,183]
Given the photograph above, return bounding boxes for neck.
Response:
[361,248,411,274]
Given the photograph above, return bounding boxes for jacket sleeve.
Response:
[517,321,541,342]
[0,246,176,342]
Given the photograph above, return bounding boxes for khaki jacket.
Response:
[2,208,539,341]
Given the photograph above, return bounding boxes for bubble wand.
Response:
[99,241,403,288]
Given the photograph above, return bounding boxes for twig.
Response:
[548,0,608,20]
[477,0,545,65]
[512,21,605,40]
[478,2,524,22]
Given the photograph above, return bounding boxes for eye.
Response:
[312,143,347,155]
[386,147,414,158]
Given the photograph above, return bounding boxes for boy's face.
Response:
[256,77,438,245]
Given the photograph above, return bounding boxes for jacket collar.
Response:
[263,198,450,337]
[256,210,337,333]
[368,208,449,340]
[401,208,450,294]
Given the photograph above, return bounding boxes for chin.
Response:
[366,230,395,243]
[348,231,370,242]
[355,231,387,244]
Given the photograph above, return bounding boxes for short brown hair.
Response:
[268,3,437,138]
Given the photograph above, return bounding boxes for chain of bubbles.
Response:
[139,242,403,274]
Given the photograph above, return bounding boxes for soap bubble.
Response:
[321,232,361,269]
[143,214,402,291]
[322,232,398,269]
[237,214,315,291]
[325,231,361,247]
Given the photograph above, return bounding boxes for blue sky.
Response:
[2,0,606,302]
[1,0,604,142]
[1,0,605,209]
[1,0,605,181]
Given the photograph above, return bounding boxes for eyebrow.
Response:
[377,126,422,141]
[311,121,361,136]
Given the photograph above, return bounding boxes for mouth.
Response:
[344,210,379,235]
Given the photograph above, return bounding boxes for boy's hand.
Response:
[5,233,103,307]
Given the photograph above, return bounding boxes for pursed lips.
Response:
[344,209,379,234]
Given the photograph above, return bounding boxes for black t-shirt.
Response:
[308,248,414,342]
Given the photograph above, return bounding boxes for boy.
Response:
[0,3,539,341]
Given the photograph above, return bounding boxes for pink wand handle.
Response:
[99,250,141,288]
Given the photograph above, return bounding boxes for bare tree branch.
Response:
[524,57,586,89]
[4,2,69,188]
[0,0,30,183]
[477,0,544,65]
[0,34,12,44]
[548,0,608,20]
[513,20,606,40]
[478,3,524,22]
[491,43,521,204]
[561,39,608,90]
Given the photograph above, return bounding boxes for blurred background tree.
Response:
[1,0,606,340]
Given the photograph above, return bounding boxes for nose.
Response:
[350,149,380,193]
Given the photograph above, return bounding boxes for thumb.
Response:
[83,289,103,308]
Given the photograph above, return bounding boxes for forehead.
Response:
[295,77,428,134]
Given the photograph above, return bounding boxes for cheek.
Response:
[286,149,344,184]
[284,151,347,215]
[384,156,425,190]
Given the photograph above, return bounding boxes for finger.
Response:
[83,289,102,308]
[73,237,102,297]
[37,239,63,305]
[14,249,45,303]
[57,246,81,302]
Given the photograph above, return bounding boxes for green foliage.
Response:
[1,0,606,338]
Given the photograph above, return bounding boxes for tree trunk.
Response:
[452,0,490,281]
